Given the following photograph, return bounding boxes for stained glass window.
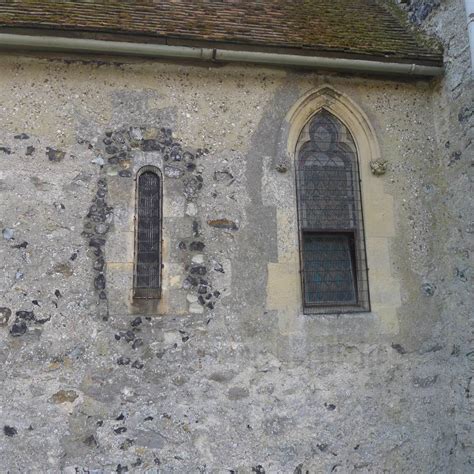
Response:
[134,169,162,298]
[296,110,370,312]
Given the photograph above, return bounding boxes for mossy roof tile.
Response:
[0,0,443,65]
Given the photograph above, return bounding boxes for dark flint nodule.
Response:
[132,338,144,350]
[10,321,27,337]
[4,426,17,437]
[105,145,119,155]
[189,241,205,251]
[141,139,162,152]
[46,148,65,162]
[89,238,106,249]
[122,330,135,342]
[131,317,142,327]
[83,434,98,447]
[35,315,51,324]
[94,274,106,290]
[190,266,207,276]
[184,276,198,287]
[16,311,35,321]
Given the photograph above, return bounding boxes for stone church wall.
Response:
[0,1,471,471]
[401,0,473,471]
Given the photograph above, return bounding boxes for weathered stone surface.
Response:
[188,302,204,314]
[0,4,470,470]
[207,218,238,230]
[370,159,388,176]
[51,390,79,404]
[227,386,250,400]
[185,202,197,216]
[2,228,14,240]
[421,282,435,296]
[208,370,236,383]
[52,262,74,277]
[164,165,183,178]
[0,307,12,326]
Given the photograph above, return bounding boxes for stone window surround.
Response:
[266,85,401,336]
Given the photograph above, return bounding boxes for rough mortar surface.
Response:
[0,2,472,472]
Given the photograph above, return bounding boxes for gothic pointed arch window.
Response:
[295,109,370,313]
[134,166,162,299]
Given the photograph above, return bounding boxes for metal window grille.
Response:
[134,169,162,299]
[296,109,370,313]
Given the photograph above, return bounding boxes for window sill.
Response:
[295,310,389,337]
[302,304,370,315]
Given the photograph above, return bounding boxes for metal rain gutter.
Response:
[0,32,443,77]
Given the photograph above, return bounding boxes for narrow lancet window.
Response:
[296,109,370,313]
[134,167,162,299]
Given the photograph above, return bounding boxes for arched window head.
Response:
[296,109,370,313]
[134,167,162,299]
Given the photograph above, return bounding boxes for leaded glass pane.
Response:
[303,234,356,304]
[297,110,357,230]
[135,171,161,293]
[295,109,370,311]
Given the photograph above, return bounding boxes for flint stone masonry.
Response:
[0,1,472,471]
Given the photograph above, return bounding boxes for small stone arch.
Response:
[274,85,381,174]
